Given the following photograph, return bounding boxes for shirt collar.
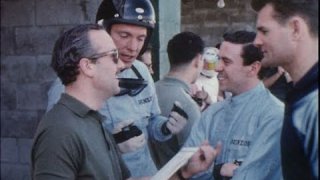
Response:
[230,82,265,105]
[287,62,318,102]
[58,93,102,119]
[294,62,318,90]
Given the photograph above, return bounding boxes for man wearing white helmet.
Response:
[192,47,220,110]
[45,0,219,178]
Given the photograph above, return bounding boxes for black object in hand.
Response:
[116,78,148,96]
[161,103,189,135]
[192,96,203,107]
[113,124,142,144]
[171,103,188,119]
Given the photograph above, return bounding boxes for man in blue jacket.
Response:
[251,0,318,179]
[184,30,285,179]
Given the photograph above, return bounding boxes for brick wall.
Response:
[181,0,256,46]
[1,0,257,179]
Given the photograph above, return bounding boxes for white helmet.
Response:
[201,47,219,77]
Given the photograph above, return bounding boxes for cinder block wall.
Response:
[1,0,257,179]
[1,0,101,179]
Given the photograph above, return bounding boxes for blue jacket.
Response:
[185,82,284,179]
[281,62,318,180]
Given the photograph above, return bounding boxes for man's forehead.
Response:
[219,42,243,59]
[257,4,275,24]
[111,23,147,34]
[89,30,116,51]
[221,41,242,51]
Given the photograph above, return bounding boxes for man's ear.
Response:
[288,16,305,41]
[248,61,261,77]
[79,58,95,77]
[194,54,203,68]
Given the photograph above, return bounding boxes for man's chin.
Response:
[219,86,228,92]
[123,61,134,69]
[113,87,121,96]
[120,57,135,68]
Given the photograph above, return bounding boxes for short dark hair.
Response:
[51,24,105,85]
[215,42,221,49]
[137,43,152,60]
[223,30,264,65]
[167,31,204,67]
[251,0,318,37]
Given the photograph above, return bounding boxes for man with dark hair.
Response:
[251,0,318,179]
[150,31,205,168]
[31,24,130,179]
[137,44,154,75]
[183,30,285,179]
[258,66,293,102]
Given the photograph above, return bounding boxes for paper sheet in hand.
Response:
[151,147,199,180]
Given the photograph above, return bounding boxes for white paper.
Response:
[151,147,199,180]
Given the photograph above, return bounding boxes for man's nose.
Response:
[215,60,223,72]
[127,38,140,52]
[253,35,263,47]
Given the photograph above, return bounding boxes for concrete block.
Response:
[1,110,39,138]
[0,79,17,111]
[1,55,55,83]
[37,55,58,82]
[17,138,33,164]
[1,27,15,55]
[16,83,48,110]
[15,26,63,55]
[1,56,35,83]
[1,138,18,163]
[1,0,35,27]
[36,0,100,25]
[1,163,31,180]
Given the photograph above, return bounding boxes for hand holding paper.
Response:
[151,141,222,180]
[180,141,222,179]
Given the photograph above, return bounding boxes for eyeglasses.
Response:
[87,49,119,64]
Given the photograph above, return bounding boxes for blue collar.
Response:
[287,62,319,103]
